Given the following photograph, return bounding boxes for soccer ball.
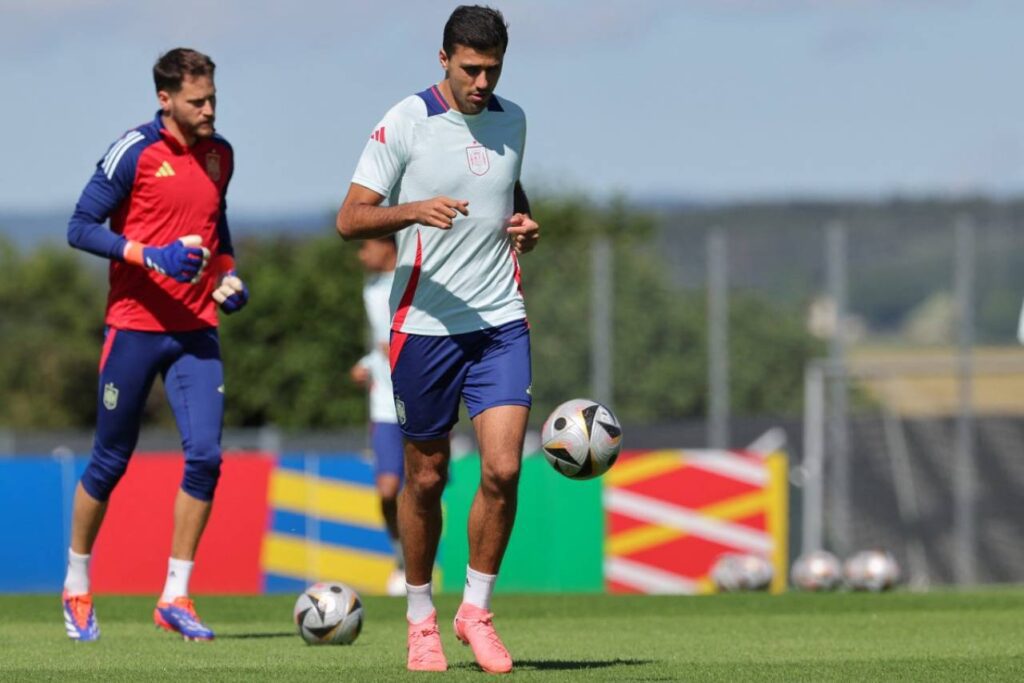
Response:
[843,549,900,592]
[540,398,623,479]
[293,582,364,645]
[711,553,773,592]
[791,550,843,591]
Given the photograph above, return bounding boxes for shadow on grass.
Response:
[216,632,295,640]
[452,658,652,671]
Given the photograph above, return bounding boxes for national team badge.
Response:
[205,150,221,182]
[395,397,407,425]
[103,382,119,411]
[466,143,490,176]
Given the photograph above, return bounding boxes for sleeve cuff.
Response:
[123,241,145,266]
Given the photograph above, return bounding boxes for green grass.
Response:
[2,590,1023,681]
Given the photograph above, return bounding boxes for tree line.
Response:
[0,197,820,430]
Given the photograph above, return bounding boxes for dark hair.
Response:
[153,48,215,93]
[442,5,508,56]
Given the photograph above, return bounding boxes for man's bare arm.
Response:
[336,183,469,241]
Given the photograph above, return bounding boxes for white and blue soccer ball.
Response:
[791,550,843,591]
[711,553,773,592]
[293,582,364,645]
[541,398,623,480]
[843,549,900,592]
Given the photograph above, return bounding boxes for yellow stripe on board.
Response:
[766,452,789,594]
[699,490,767,522]
[262,534,394,595]
[605,450,685,487]
[269,470,384,527]
[607,524,679,556]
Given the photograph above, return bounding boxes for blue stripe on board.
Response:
[271,509,394,555]
[276,453,376,485]
[264,572,311,594]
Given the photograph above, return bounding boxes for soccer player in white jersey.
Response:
[336,5,539,674]
[349,236,407,596]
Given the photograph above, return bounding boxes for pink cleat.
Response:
[407,610,448,672]
[454,602,513,674]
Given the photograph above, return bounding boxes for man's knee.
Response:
[481,459,521,496]
[404,464,447,502]
[80,449,131,502]
[377,474,402,501]
[182,443,222,501]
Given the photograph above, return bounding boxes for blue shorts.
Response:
[371,421,404,479]
[390,319,532,441]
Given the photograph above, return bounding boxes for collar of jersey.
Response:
[152,110,199,155]
[424,85,503,119]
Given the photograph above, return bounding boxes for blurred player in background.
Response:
[61,48,248,642]
[349,236,407,596]
[336,5,539,674]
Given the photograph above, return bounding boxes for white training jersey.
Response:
[351,85,527,336]
[359,270,398,423]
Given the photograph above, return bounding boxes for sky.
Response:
[0,0,1021,215]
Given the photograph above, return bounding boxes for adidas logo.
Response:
[370,127,386,144]
[155,161,176,177]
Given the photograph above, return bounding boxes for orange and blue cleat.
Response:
[454,602,513,674]
[63,591,100,642]
[154,597,215,641]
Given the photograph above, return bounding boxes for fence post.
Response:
[707,227,730,449]
[825,221,852,555]
[953,215,977,585]
[590,236,613,408]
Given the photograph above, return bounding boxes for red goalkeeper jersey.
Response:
[68,111,235,332]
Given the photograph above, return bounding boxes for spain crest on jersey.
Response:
[466,144,490,176]
[103,382,119,411]
[205,150,221,182]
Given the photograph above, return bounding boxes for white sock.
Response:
[406,582,435,623]
[160,557,194,603]
[64,549,91,596]
[463,565,497,611]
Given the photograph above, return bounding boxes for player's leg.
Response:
[153,328,224,641]
[391,330,466,672]
[65,328,166,641]
[398,435,450,671]
[371,421,406,595]
[454,319,532,674]
[467,404,528,574]
[399,436,450,587]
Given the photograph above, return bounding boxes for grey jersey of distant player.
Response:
[358,271,398,423]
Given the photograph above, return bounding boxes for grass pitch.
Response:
[1,589,1022,681]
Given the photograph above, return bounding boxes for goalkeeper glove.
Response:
[213,271,249,314]
[124,235,210,283]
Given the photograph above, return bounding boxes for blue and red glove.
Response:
[210,255,249,314]
[213,272,249,314]
[123,235,209,283]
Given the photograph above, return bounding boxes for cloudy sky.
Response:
[1,0,1020,214]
